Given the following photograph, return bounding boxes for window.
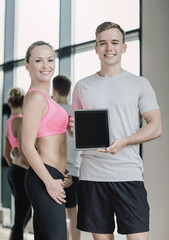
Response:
[74,50,100,83]
[0,71,3,118]
[122,40,140,75]
[14,0,60,60]
[75,0,139,44]
[0,0,5,64]
[0,71,3,200]
[14,66,31,92]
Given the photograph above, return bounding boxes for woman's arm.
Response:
[4,132,14,166]
[15,118,29,167]
[22,91,66,204]
[4,127,14,166]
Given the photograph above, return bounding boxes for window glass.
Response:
[75,0,139,44]
[0,0,5,64]
[15,0,59,60]
[0,71,3,97]
[0,71,3,106]
[0,71,3,170]
[74,50,100,84]
[14,66,31,93]
[122,40,140,75]
[74,40,140,84]
[14,58,58,94]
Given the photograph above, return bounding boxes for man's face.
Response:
[95,28,127,68]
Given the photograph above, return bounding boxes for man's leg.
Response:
[92,233,114,240]
[127,232,149,240]
[66,206,80,240]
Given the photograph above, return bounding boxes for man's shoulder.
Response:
[124,71,139,79]
[60,103,71,113]
[78,73,97,83]
[125,71,149,84]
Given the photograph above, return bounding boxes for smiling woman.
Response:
[21,41,71,240]
[25,42,56,84]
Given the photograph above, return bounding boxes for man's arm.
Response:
[98,109,162,154]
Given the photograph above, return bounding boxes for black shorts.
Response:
[77,181,150,235]
[65,176,79,208]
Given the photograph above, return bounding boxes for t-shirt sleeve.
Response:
[69,82,83,117]
[139,78,160,115]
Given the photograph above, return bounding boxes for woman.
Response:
[22,41,70,240]
[4,87,32,240]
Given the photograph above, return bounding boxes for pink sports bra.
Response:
[6,115,22,148]
[26,88,68,138]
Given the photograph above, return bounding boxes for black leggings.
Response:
[8,164,32,240]
[25,164,67,240]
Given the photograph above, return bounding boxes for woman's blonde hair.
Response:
[25,41,55,63]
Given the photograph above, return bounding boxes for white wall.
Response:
[142,1,169,240]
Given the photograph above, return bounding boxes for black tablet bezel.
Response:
[73,109,111,150]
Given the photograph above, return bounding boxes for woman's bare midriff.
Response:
[36,133,67,174]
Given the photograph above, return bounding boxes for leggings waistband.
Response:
[28,163,64,180]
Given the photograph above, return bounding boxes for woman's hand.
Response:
[62,173,73,188]
[46,179,66,205]
[97,138,128,155]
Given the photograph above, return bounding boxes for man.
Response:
[68,22,162,240]
[53,75,81,240]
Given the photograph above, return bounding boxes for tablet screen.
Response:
[74,109,110,150]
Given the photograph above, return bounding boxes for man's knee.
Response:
[66,206,77,219]
[92,233,114,240]
[127,231,149,240]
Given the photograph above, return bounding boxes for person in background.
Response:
[68,22,162,240]
[4,87,32,240]
[53,74,81,240]
[22,41,72,240]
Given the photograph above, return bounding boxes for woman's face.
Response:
[25,45,55,84]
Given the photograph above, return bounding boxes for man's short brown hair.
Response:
[95,22,125,43]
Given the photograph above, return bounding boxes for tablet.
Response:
[73,109,111,150]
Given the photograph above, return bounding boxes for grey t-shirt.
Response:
[70,71,159,182]
[60,103,81,177]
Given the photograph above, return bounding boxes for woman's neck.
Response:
[30,83,51,97]
[11,107,22,116]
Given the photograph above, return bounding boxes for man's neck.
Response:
[53,95,68,104]
[98,65,124,77]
